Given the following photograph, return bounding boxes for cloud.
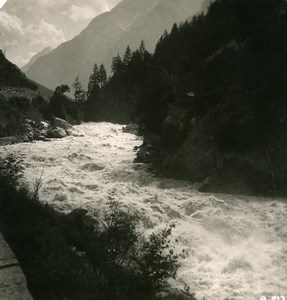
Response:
[0,0,7,9]
[67,1,118,22]
[69,4,102,21]
[0,11,23,37]
[38,0,68,8]
[0,10,65,66]
[26,20,66,47]
[0,0,121,66]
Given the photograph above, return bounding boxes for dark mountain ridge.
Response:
[0,50,37,90]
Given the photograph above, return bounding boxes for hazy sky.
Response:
[0,0,120,66]
[0,0,7,8]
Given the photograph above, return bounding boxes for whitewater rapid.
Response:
[1,122,287,300]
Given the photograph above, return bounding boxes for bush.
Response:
[0,154,24,188]
[87,202,180,299]
[140,224,180,289]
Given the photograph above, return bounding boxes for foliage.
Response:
[85,63,108,121]
[55,85,70,95]
[48,84,82,123]
[111,54,124,75]
[123,45,132,66]
[49,85,70,119]
[0,94,44,137]
[87,201,180,299]
[73,76,87,103]
[84,42,152,123]
[0,154,24,188]
[139,224,179,288]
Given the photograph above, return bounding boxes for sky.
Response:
[0,0,7,8]
[0,0,120,67]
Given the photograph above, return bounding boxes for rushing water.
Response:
[1,122,287,300]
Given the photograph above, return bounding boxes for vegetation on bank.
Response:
[0,154,195,300]
[0,49,83,139]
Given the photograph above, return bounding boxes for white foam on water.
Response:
[1,122,287,300]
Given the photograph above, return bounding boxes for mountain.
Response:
[0,49,39,137]
[0,0,121,67]
[0,50,79,139]
[0,49,37,90]
[0,49,54,100]
[25,0,205,91]
[21,47,53,73]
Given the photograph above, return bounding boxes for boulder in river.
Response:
[48,128,67,139]
[54,118,72,130]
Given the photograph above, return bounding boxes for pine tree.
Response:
[111,54,123,74]
[171,23,179,35]
[139,41,145,55]
[139,40,148,60]
[88,63,100,98]
[73,76,87,103]
[123,46,132,66]
[99,64,107,88]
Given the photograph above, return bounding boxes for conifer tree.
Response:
[139,41,145,54]
[139,40,148,60]
[73,76,87,103]
[123,46,132,66]
[99,64,107,88]
[171,23,179,35]
[111,54,123,74]
[88,63,100,98]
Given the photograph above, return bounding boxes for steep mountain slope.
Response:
[0,51,79,139]
[0,50,37,89]
[26,0,204,90]
[21,47,52,73]
[0,50,39,137]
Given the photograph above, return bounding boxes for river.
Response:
[1,122,287,300]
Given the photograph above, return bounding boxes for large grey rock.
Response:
[54,118,71,130]
[23,122,34,141]
[48,128,67,138]
[40,121,50,130]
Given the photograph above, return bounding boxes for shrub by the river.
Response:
[86,201,180,299]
